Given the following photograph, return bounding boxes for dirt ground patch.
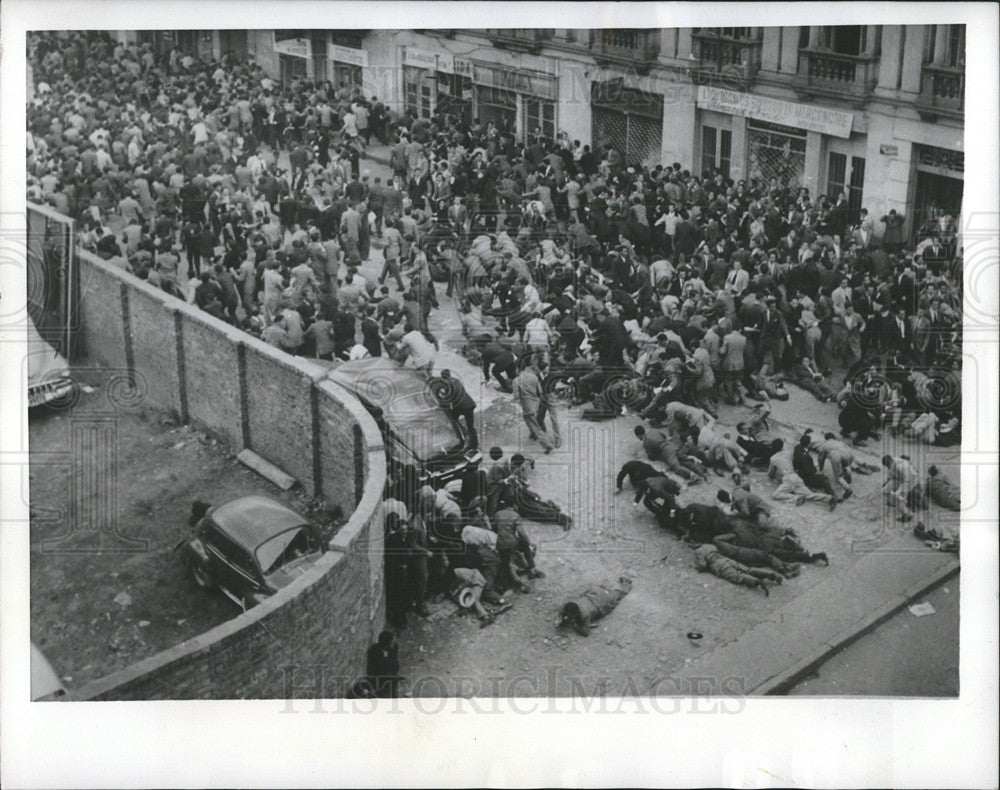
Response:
[29,380,337,691]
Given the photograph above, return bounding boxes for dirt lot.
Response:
[28,380,337,691]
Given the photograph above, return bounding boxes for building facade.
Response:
[114,26,964,237]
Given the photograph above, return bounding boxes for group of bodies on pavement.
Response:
[28,30,964,632]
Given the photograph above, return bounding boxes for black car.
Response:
[326,358,481,489]
[182,496,325,610]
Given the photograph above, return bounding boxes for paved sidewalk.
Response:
[673,532,959,695]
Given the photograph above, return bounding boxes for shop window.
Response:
[420,78,434,119]
[404,66,423,117]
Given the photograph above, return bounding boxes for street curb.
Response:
[755,559,960,695]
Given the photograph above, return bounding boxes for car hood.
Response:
[265,551,324,590]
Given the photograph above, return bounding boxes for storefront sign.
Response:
[696,86,854,139]
[473,63,558,101]
[329,43,368,67]
[273,36,311,59]
[403,46,438,70]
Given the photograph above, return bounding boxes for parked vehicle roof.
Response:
[210,495,309,550]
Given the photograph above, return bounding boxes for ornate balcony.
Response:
[793,49,878,107]
[915,64,965,121]
[689,31,762,90]
[589,29,660,74]
[483,29,554,54]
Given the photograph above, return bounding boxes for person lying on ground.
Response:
[693,544,781,597]
[735,423,783,468]
[925,465,960,512]
[557,576,633,636]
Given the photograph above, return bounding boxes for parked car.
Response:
[326,357,481,489]
[181,496,325,610]
[26,313,75,408]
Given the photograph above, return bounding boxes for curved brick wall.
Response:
[67,250,386,700]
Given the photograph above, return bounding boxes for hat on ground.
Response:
[458,587,478,609]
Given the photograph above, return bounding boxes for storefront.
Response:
[591,78,664,168]
[472,63,558,141]
[434,52,473,126]
[402,46,474,123]
[328,41,367,92]
[695,85,855,190]
[746,120,808,188]
[402,46,439,119]
[218,30,247,59]
[911,144,963,239]
[273,34,311,86]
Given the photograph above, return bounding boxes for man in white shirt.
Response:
[882,454,922,522]
[399,324,436,377]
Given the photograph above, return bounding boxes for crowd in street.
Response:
[27,32,965,676]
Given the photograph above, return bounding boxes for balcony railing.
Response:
[915,64,965,120]
[483,29,554,54]
[689,31,762,90]
[793,49,878,106]
[589,28,660,73]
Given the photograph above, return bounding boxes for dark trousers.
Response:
[408,550,427,609]
[452,406,478,450]
[484,360,516,392]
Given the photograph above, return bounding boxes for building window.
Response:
[827,152,865,222]
[701,125,716,176]
[523,97,556,141]
[926,25,966,67]
[822,26,866,55]
[695,27,754,40]
[701,125,732,178]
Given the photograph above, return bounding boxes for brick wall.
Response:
[68,250,386,700]
[179,305,245,448]
[242,339,321,496]
[124,281,181,415]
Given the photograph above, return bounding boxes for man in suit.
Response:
[430,369,479,451]
[851,210,875,250]
[724,259,749,296]
[885,306,913,359]
[719,323,748,405]
[512,356,556,452]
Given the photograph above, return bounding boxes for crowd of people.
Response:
[27,32,965,675]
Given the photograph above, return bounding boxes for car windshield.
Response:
[255,526,317,575]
